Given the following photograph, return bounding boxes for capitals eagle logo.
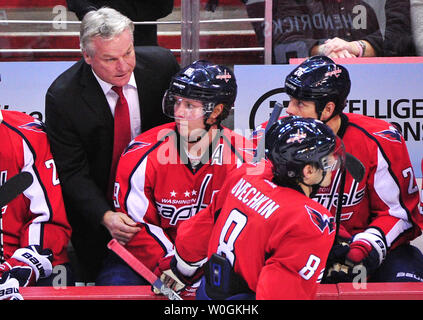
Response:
[19,120,46,133]
[123,141,151,155]
[373,126,402,143]
[305,205,335,234]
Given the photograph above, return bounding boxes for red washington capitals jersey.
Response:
[313,113,421,248]
[175,162,335,299]
[256,113,421,248]
[0,111,71,265]
[114,122,254,271]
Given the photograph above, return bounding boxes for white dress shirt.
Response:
[92,70,141,139]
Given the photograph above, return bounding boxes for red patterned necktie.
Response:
[108,86,132,199]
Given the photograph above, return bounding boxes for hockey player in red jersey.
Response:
[267,56,423,283]
[154,116,342,299]
[95,60,254,287]
[0,110,72,299]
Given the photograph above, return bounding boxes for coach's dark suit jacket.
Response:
[45,46,179,281]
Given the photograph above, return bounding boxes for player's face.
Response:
[84,28,136,87]
[174,96,207,140]
[286,97,318,119]
[173,96,205,121]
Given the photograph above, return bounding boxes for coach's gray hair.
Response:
[80,7,134,57]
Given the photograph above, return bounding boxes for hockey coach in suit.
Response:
[45,7,179,282]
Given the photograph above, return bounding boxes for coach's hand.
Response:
[102,210,141,245]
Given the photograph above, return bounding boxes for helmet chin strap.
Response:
[316,104,329,124]
[300,170,327,197]
[187,108,221,143]
[316,100,339,124]
[186,128,209,144]
[319,112,337,124]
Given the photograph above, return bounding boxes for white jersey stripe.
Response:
[127,156,149,223]
[374,148,408,220]
[127,155,173,253]
[22,140,51,245]
[385,219,413,247]
[374,148,412,245]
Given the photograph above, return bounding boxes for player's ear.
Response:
[302,164,314,180]
[206,104,223,124]
[302,163,321,185]
[320,102,336,122]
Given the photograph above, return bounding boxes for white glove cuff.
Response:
[12,247,52,280]
[352,229,387,266]
[174,250,207,278]
[0,278,23,300]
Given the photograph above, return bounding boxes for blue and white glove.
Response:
[0,245,53,287]
[0,274,24,300]
[325,228,387,283]
[345,229,387,275]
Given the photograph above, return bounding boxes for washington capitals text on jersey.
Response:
[114,122,254,271]
[156,174,214,225]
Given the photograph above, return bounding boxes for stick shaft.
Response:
[253,102,283,163]
[107,239,183,300]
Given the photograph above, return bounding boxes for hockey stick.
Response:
[107,239,183,300]
[252,101,284,163]
[0,172,33,208]
[334,153,365,242]
[0,171,34,262]
[322,152,366,281]
[345,152,365,183]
